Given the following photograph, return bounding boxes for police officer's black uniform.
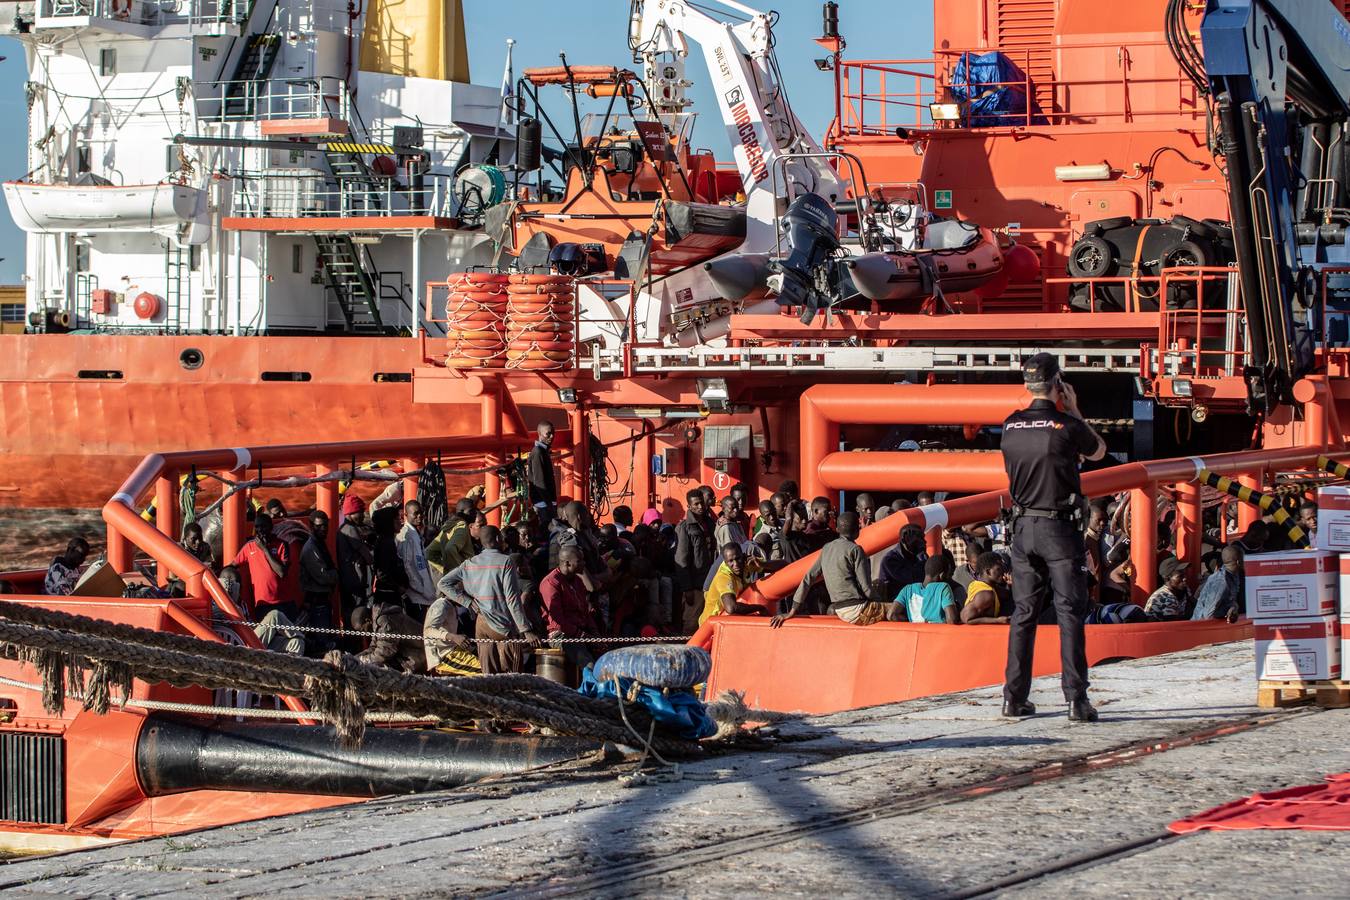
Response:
[1000,354,1101,721]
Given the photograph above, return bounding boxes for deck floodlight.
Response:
[557,387,577,404]
[698,377,730,412]
[1171,378,1193,398]
[929,102,963,121]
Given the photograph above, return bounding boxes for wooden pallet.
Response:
[1257,680,1350,709]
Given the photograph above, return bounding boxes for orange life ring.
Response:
[507,301,573,315]
[508,349,572,362]
[451,272,510,285]
[506,285,576,297]
[507,326,574,339]
[445,309,504,323]
[508,340,572,353]
[509,273,574,285]
[506,320,573,333]
[506,358,571,371]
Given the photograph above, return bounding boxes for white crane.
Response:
[619,0,847,345]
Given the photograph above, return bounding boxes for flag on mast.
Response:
[499,38,516,129]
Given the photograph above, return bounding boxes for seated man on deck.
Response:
[895,556,960,624]
[1145,557,1191,621]
[699,542,765,626]
[961,552,1010,625]
[423,592,479,677]
[1191,544,1243,622]
[879,524,928,599]
[773,512,898,628]
[43,537,90,596]
[351,602,426,674]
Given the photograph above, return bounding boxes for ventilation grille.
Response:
[0,732,64,824]
[994,0,1058,114]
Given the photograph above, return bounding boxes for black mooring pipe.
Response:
[136,716,601,798]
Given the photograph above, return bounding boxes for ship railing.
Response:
[37,0,246,27]
[96,433,539,715]
[194,76,350,125]
[39,0,161,24]
[1042,267,1237,316]
[834,41,1203,135]
[230,170,457,219]
[1153,267,1248,382]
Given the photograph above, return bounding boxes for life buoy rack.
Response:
[444,273,510,371]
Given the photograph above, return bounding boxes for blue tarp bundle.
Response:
[593,644,711,689]
[949,51,1046,127]
[579,668,718,740]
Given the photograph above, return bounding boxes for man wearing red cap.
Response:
[337,493,373,623]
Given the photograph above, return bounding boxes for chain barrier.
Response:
[215,618,694,646]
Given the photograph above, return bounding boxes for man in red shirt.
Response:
[231,512,293,618]
[540,546,598,673]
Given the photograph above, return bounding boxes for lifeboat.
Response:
[3,180,209,240]
[846,219,1006,301]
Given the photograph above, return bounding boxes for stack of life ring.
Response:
[504,274,575,371]
[445,272,509,369]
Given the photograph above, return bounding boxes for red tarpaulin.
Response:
[1170,773,1350,833]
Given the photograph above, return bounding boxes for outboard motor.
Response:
[766,192,841,323]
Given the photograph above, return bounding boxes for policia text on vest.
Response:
[999,354,1106,724]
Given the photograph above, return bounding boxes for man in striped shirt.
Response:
[439,525,541,674]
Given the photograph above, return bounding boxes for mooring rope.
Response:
[216,618,694,646]
[0,600,698,755]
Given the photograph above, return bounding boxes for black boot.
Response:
[1068,699,1099,723]
[1001,699,1037,718]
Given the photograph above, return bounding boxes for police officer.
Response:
[1000,353,1106,723]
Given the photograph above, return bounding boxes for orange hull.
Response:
[0,334,476,509]
[700,616,1252,715]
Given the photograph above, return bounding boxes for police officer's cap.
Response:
[1022,352,1060,389]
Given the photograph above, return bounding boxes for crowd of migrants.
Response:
[21,421,1312,684]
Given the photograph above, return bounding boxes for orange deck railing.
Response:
[834,42,1203,135]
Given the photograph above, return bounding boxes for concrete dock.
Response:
[2,639,1347,898]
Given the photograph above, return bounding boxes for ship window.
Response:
[73,243,89,272]
[76,147,91,175]
[99,48,116,76]
[292,244,302,273]
[78,370,123,379]
[190,245,200,271]
[0,304,23,323]
[260,371,312,382]
[373,372,412,383]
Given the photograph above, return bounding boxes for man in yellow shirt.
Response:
[700,542,764,626]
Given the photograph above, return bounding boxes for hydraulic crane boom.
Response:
[628,0,845,246]
[1201,0,1350,412]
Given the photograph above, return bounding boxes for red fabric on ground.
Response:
[1169,773,1350,833]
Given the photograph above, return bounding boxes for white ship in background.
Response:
[2,0,512,335]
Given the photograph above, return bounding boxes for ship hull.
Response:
[0,334,477,509]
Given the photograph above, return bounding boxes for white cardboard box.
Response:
[1244,550,1337,619]
[1316,486,1350,552]
[1255,616,1341,681]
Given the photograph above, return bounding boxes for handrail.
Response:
[103,433,536,714]
[745,441,1339,608]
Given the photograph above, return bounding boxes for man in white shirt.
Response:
[396,500,436,613]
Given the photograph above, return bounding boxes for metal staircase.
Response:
[223,33,281,117]
[321,147,388,215]
[314,233,384,331]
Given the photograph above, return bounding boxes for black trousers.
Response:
[1004,516,1090,704]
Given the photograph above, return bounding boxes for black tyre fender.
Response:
[1068,235,1114,278]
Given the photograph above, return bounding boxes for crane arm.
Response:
[1201,0,1350,411]
[629,0,845,245]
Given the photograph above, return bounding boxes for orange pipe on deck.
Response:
[816,451,1008,492]
[1131,485,1158,601]
[800,383,1030,499]
[1176,479,1203,586]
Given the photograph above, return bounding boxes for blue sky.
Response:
[0,1,933,282]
